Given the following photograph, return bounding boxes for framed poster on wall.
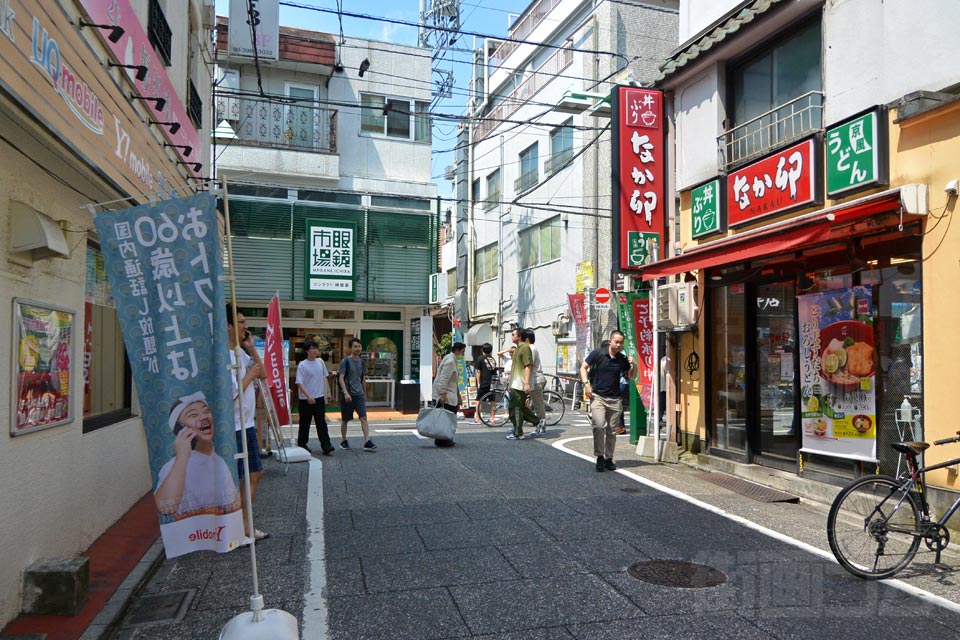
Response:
[11,299,75,435]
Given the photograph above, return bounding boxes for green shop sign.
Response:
[826,108,887,197]
[627,231,660,267]
[304,218,357,300]
[691,178,723,238]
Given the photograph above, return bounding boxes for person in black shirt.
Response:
[580,330,637,472]
[473,343,497,424]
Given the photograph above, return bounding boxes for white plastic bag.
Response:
[416,406,457,440]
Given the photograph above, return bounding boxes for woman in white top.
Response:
[431,341,466,447]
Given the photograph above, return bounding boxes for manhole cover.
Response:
[126,590,193,625]
[628,560,726,588]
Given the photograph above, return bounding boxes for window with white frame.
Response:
[516,142,539,192]
[446,267,457,297]
[547,118,573,175]
[485,169,501,210]
[474,243,498,282]
[360,93,431,142]
[519,216,560,269]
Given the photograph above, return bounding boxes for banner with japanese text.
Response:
[264,296,291,426]
[93,194,244,558]
[12,300,74,435]
[727,138,819,226]
[617,292,653,408]
[798,286,877,462]
[613,86,665,271]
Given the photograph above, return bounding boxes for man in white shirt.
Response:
[227,307,269,542]
[296,341,333,455]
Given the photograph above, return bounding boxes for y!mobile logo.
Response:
[188,526,226,542]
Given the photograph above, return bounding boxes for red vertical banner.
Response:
[83,300,93,416]
[265,296,291,426]
[614,86,665,271]
[633,296,654,408]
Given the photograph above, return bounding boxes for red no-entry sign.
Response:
[594,287,611,304]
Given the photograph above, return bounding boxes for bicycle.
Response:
[476,373,565,428]
[826,430,960,579]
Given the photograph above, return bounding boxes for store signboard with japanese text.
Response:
[826,108,887,197]
[12,300,74,435]
[617,292,653,408]
[727,139,819,226]
[691,178,724,238]
[93,194,245,558]
[798,286,877,462]
[228,0,280,60]
[613,86,665,270]
[305,219,357,300]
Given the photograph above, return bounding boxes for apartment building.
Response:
[214,19,439,405]
[454,0,678,371]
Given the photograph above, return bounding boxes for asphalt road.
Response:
[109,414,960,639]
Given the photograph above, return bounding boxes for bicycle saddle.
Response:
[891,441,930,455]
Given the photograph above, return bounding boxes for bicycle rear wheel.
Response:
[542,390,565,426]
[826,474,922,579]
[477,390,509,427]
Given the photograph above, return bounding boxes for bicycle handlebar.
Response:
[934,433,960,446]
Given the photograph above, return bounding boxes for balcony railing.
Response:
[718,91,824,171]
[476,44,572,141]
[215,93,338,154]
[488,0,564,71]
[544,148,573,176]
[514,170,538,193]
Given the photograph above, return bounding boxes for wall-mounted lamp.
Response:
[149,120,181,134]
[78,20,124,44]
[177,161,202,172]
[108,61,147,81]
[333,61,345,73]
[131,94,166,112]
[358,58,370,77]
[163,143,193,157]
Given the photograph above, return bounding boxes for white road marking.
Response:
[302,458,329,639]
[553,435,960,614]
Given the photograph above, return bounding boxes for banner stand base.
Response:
[220,596,298,639]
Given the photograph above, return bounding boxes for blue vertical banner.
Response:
[93,194,245,557]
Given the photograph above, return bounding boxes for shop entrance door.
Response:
[753,282,800,468]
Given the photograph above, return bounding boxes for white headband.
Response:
[167,391,208,431]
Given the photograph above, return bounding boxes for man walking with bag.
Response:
[580,330,637,472]
[507,327,540,440]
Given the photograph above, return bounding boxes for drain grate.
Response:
[695,472,799,503]
[126,589,193,625]
[628,560,726,588]
[620,487,643,493]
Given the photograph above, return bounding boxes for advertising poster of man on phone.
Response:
[93,193,244,558]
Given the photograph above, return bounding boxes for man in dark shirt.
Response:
[473,343,497,424]
[580,330,637,472]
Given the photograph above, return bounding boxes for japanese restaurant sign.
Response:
[691,178,723,238]
[613,86,665,270]
[93,194,245,558]
[826,108,886,197]
[305,219,357,300]
[617,293,654,408]
[798,286,877,462]
[727,139,819,226]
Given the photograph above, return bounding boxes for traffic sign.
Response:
[595,287,611,305]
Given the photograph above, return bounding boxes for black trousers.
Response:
[298,398,331,449]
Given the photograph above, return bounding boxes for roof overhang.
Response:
[640,188,915,281]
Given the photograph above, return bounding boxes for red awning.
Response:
[640,191,902,281]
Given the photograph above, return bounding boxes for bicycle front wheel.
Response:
[542,390,565,426]
[826,474,922,580]
[477,390,509,427]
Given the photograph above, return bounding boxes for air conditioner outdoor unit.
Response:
[551,317,570,337]
[657,282,698,330]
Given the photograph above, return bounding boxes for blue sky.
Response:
[214,0,528,190]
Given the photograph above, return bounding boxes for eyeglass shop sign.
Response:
[305,219,356,300]
[826,108,887,197]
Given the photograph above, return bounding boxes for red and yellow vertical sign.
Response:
[613,86,665,271]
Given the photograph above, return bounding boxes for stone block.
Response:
[21,557,89,616]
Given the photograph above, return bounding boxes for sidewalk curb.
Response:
[78,539,165,640]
